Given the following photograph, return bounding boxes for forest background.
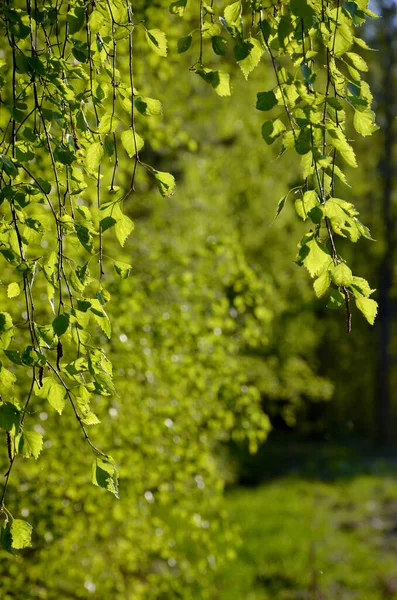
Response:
[0,0,396,598]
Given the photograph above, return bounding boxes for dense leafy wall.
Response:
[0,0,380,593]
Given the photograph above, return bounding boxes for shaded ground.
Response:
[215,441,397,599]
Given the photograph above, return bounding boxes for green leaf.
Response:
[0,155,18,177]
[92,456,119,498]
[145,29,168,57]
[333,21,353,56]
[0,362,16,389]
[100,216,117,232]
[81,412,101,425]
[177,36,192,53]
[52,313,70,336]
[114,260,132,279]
[18,430,43,459]
[278,16,294,46]
[88,9,105,33]
[36,178,52,194]
[354,36,375,51]
[54,144,75,165]
[135,96,162,117]
[97,112,120,134]
[77,300,92,313]
[7,282,21,298]
[21,346,46,367]
[0,402,20,431]
[85,142,103,174]
[212,35,227,56]
[75,222,94,253]
[346,51,368,72]
[313,270,331,298]
[121,130,144,158]
[328,128,357,167]
[350,276,375,298]
[234,38,263,79]
[325,197,356,219]
[356,297,377,325]
[261,119,286,144]
[332,165,349,186]
[0,521,12,553]
[301,237,330,277]
[290,0,314,19]
[4,519,32,550]
[169,0,187,16]
[72,41,88,63]
[347,81,361,97]
[115,214,134,248]
[88,350,115,395]
[275,195,287,219]
[256,91,278,111]
[224,0,242,26]
[295,127,312,155]
[89,298,112,338]
[294,190,319,221]
[36,377,67,415]
[68,6,85,34]
[353,109,379,137]
[354,217,375,241]
[149,169,176,197]
[196,68,231,97]
[330,262,353,286]
[0,312,14,349]
[3,350,24,366]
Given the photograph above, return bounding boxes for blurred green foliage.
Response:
[0,0,392,597]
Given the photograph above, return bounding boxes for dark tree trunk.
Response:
[375,2,397,445]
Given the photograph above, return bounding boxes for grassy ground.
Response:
[215,446,397,599]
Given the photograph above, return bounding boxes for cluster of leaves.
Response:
[0,0,178,549]
[0,0,379,561]
[0,150,333,596]
[175,0,379,330]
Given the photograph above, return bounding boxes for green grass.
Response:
[215,473,397,599]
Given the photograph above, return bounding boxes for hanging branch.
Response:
[0,0,174,550]
[178,0,377,329]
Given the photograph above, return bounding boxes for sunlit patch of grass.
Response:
[216,474,397,599]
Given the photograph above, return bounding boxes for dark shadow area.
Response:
[229,431,397,486]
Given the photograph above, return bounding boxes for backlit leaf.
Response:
[224,0,242,26]
[4,519,32,551]
[0,312,14,349]
[353,109,379,137]
[196,68,231,97]
[356,297,378,325]
[36,377,66,415]
[18,430,43,459]
[169,0,187,16]
[313,270,331,298]
[85,142,103,173]
[301,237,330,277]
[121,130,144,158]
[234,38,263,79]
[92,456,119,498]
[114,260,132,279]
[115,214,134,247]
[330,262,353,286]
[7,282,21,299]
[145,29,167,57]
